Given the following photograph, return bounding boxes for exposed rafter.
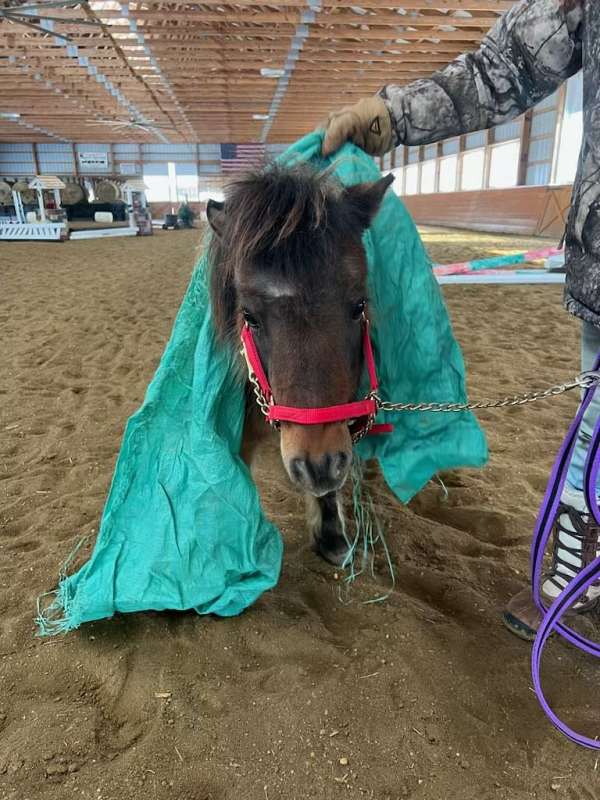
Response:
[0,0,102,42]
[0,1,502,143]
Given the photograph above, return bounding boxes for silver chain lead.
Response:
[247,371,277,425]
[246,356,600,427]
[372,370,600,414]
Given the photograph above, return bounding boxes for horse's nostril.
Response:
[336,451,349,476]
[288,452,350,491]
[290,457,307,484]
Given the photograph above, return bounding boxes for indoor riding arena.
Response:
[2,2,599,799]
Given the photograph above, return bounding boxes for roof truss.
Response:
[0,0,503,143]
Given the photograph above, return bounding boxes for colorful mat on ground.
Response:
[37,132,487,635]
[437,271,565,286]
[433,247,563,276]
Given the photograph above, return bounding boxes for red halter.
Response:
[240,317,393,442]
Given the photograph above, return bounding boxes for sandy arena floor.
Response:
[2,226,599,800]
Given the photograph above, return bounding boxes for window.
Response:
[174,163,199,201]
[143,161,200,202]
[488,140,520,188]
[461,149,485,190]
[391,166,404,196]
[495,120,522,142]
[527,164,552,186]
[442,138,459,156]
[439,155,457,192]
[393,145,405,165]
[420,160,436,194]
[143,163,171,202]
[531,110,557,137]
[405,164,419,195]
[554,72,583,185]
[465,131,486,150]
[529,138,554,164]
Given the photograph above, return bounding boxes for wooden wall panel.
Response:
[402,185,573,238]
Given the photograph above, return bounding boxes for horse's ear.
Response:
[343,173,394,229]
[206,198,226,237]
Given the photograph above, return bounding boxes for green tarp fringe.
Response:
[36,131,487,635]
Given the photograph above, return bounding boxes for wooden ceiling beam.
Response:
[169,70,426,82]
[150,53,458,66]
[146,41,468,53]
[99,20,489,37]
[324,0,510,7]
[0,2,494,144]
[152,50,452,63]
[1,23,484,41]
[96,9,498,27]
[309,28,483,40]
[127,0,511,8]
[21,27,482,44]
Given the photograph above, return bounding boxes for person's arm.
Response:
[322,0,583,156]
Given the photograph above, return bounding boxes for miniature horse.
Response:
[206,163,393,565]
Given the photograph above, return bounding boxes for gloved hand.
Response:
[322,95,394,157]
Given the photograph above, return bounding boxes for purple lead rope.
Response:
[530,357,600,748]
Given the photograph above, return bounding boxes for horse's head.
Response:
[207,163,393,496]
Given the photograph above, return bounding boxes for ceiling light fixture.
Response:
[260,67,285,78]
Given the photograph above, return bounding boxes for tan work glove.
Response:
[322,95,394,157]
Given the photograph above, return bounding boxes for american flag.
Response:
[220,143,266,174]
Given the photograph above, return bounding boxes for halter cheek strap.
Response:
[240,323,270,399]
[240,318,392,441]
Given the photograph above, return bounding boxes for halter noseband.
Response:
[240,317,392,443]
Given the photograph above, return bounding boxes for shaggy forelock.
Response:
[208,162,365,340]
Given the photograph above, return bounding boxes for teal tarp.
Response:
[37,131,487,634]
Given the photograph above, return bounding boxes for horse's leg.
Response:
[244,385,349,565]
[306,491,349,566]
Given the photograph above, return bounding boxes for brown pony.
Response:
[207,162,393,565]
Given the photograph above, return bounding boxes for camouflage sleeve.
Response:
[380,0,583,146]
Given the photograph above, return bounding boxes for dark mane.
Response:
[208,162,363,342]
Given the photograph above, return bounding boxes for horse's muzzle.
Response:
[280,421,353,496]
[288,451,350,496]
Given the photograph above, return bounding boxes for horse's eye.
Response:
[351,300,366,321]
[242,309,260,329]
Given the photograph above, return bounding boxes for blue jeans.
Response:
[566,321,600,494]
